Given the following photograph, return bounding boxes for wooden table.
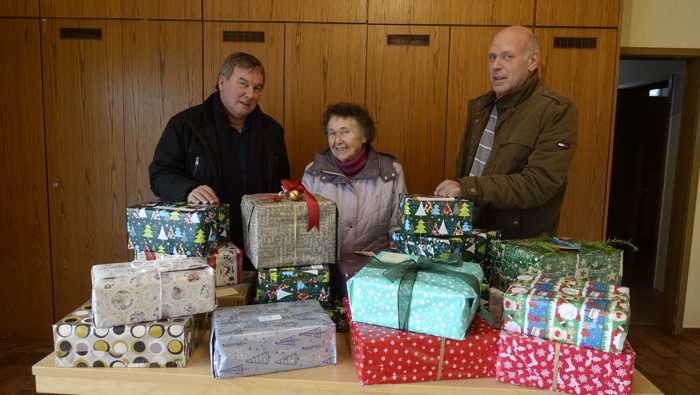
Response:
[33,333,663,395]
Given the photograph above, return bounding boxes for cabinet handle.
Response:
[553,37,597,49]
[60,28,102,40]
[51,180,62,188]
[387,34,430,46]
[223,31,265,43]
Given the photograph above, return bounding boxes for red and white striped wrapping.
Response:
[496,330,635,395]
[345,298,498,385]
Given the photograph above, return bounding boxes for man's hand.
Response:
[434,180,462,197]
[187,185,220,206]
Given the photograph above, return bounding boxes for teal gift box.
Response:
[346,252,483,340]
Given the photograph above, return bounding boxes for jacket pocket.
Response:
[494,141,532,173]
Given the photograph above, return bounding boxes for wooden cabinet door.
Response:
[535,28,619,240]
[123,21,203,206]
[536,0,621,27]
[0,19,52,340]
[369,0,533,25]
[40,0,201,19]
[445,26,500,179]
[284,23,367,179]
[367,25,449,194]
[0,0,39,16]
[205,0,366,23]
[42,19,128,318]
[204,22,284,124]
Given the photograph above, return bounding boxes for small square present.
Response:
[489,236,624,289]
[345,298,498,384]
[241,194,337,269]
[53,301,201,368]
[496,330,635,395]
[257,264,330,303]
[210,300,336,378]
[207,241,243,287]
[347,252,483,340]
[399,195,474,237]
[91,257,216,328]
[501,274,630,353]
[127,201,229,257]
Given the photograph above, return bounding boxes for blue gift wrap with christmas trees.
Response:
[399,195,474,237]
[127,201,229,257]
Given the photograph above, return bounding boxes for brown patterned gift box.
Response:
[241,193,337,269]
[53,301,201,368]
[91,257,216,329]
[216,283,252,307]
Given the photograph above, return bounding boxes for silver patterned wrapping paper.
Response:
[210,300,337,379]
[241,194,337,269]
[91,257,216,328]
[53,301,201,367]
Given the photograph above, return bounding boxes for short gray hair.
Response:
[217,52,265,89]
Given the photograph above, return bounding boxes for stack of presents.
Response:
[50,189,635,394]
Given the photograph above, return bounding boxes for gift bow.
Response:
[281,179,320,231]
[371,252,491,331]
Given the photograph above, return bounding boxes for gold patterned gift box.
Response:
[53,301,201,367]
[91,257,216,329]
[241,193,337,269]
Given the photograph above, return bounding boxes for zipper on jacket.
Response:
[192,156,200,177]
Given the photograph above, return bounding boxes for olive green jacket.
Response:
[455,73,577,239]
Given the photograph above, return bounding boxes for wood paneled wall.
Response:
[0,19,52,339]
[0,0,622,340]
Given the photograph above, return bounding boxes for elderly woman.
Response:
[302,102,407,255]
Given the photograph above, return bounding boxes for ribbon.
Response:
[281,179,320,231]
[369,251,484,331]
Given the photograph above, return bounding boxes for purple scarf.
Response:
[334,146,368,178]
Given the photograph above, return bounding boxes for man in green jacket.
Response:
[434,25,577,239]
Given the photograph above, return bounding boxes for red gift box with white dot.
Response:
[343,298,498,385]
[496,330,635,395]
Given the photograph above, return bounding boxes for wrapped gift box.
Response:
[207,241,243,287]
[347,252,483,340]
[490,236,623,289]
[257,264,330,303]
[91,257,216,328]
[241,194,337,269]
[391,229,500,274]
[399,195,474,237]
[53,301,201,368]
[127,202,229,257]
[502,274,630,353]
[210,300,336,378]
[345,298,498,384]
[216,283,251,307]
[496,330,635,395]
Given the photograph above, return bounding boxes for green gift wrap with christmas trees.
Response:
[391,229,500,277]
[489,236,624,290]
[257,264,330,304]
[399,195,474,237]
[127,201,229,257]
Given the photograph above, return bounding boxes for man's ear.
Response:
[527,52,539,72]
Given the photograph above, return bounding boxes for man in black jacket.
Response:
[149,52,290,250]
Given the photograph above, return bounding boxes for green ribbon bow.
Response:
[370,251,493,332]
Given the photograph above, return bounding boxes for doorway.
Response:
[607,59,686,325]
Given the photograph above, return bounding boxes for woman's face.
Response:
[327,116,367,162]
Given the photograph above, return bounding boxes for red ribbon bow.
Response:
[281,179,320,231]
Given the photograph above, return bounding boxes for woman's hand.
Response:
[187,185,220,206]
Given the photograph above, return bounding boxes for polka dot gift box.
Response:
[344,298,498,385]
[346,252,483,340]
[52,301,201,368]
[496,330,635,395]
[91,257,216,329]
[502,273,630,353]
